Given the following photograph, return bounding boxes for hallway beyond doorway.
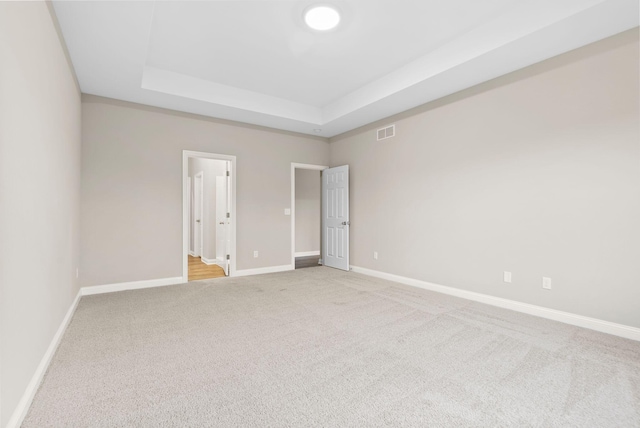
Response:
[188,255,225,281]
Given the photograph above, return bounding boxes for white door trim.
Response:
[187,176,192,254]
[291,163,328,268]
[183,151,237,281]
[193,171,204,257]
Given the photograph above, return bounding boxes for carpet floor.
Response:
[24,267,640,427]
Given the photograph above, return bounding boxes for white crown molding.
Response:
[350,265,640,342]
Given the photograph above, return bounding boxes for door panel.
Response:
[322,165,349,271]
[327,227,335,257]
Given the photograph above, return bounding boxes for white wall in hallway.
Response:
[188,157,227,261]
[295,169,321,254]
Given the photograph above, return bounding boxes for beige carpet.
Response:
[24,267,640,427]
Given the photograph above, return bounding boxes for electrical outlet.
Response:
[503,271,512,283]
[284,208,291,215]
[542,277,552,290]
[373,251,378,260]
[253,251,259,258]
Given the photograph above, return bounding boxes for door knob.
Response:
[196,219,201,223]
[219,222,225,225]
[341,221,350,226]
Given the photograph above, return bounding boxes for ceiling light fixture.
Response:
[304,5,341,31]
[313,128,322,133]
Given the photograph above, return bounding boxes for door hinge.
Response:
[226,212,230,218]
[226,254,230,260]
[226,171,230,177]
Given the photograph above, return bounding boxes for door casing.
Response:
[290,162,328,268]
[215,171,230,276]
[193,171,204,257]
[182,151,237,281]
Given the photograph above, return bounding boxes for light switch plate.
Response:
[503,271,512,283]
[284,208,291,215]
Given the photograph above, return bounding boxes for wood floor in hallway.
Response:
[188,255,225,281]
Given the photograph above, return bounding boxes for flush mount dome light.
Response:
[304,5,341,31]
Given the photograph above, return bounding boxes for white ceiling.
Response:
[53,0,638,137]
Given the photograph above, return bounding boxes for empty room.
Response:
[1,0,639,427]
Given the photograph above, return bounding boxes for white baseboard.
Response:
[188,251,196,257]
[202,257,226,268]
[350,266,640,342]
[201,256,217,266]
[81,276,184,296]
[234,264,294,277]
[6,289,82,428]
[295,251,320,257]
[191,255,224,268]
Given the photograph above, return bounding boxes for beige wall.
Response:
[81,96,329,286]
[0,2,81,426]
[330,29,640,328]
[188,157,227,260]
[295,169,321,254]
[1,5,635,425]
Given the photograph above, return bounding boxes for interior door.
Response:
[187,177,192,254]
[193,172,203,257]
[322,165,349,271]
[225,163,231,276]
[215,173,229,276]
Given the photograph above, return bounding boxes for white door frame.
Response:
[215,172,231,276]
[187,176,192,255]
[291,162,328,268]
[183,150,237,281]
[193,171,204,257]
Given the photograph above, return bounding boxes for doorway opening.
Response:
[291,163,327,269]
[183,151,236,281]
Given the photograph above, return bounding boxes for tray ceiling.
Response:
[53,0,638,137]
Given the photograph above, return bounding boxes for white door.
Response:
[215,174,229,276]
[225,163,231,275]
[322,165,349,271]
[193,172,204,257]
[187,177,192,254]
